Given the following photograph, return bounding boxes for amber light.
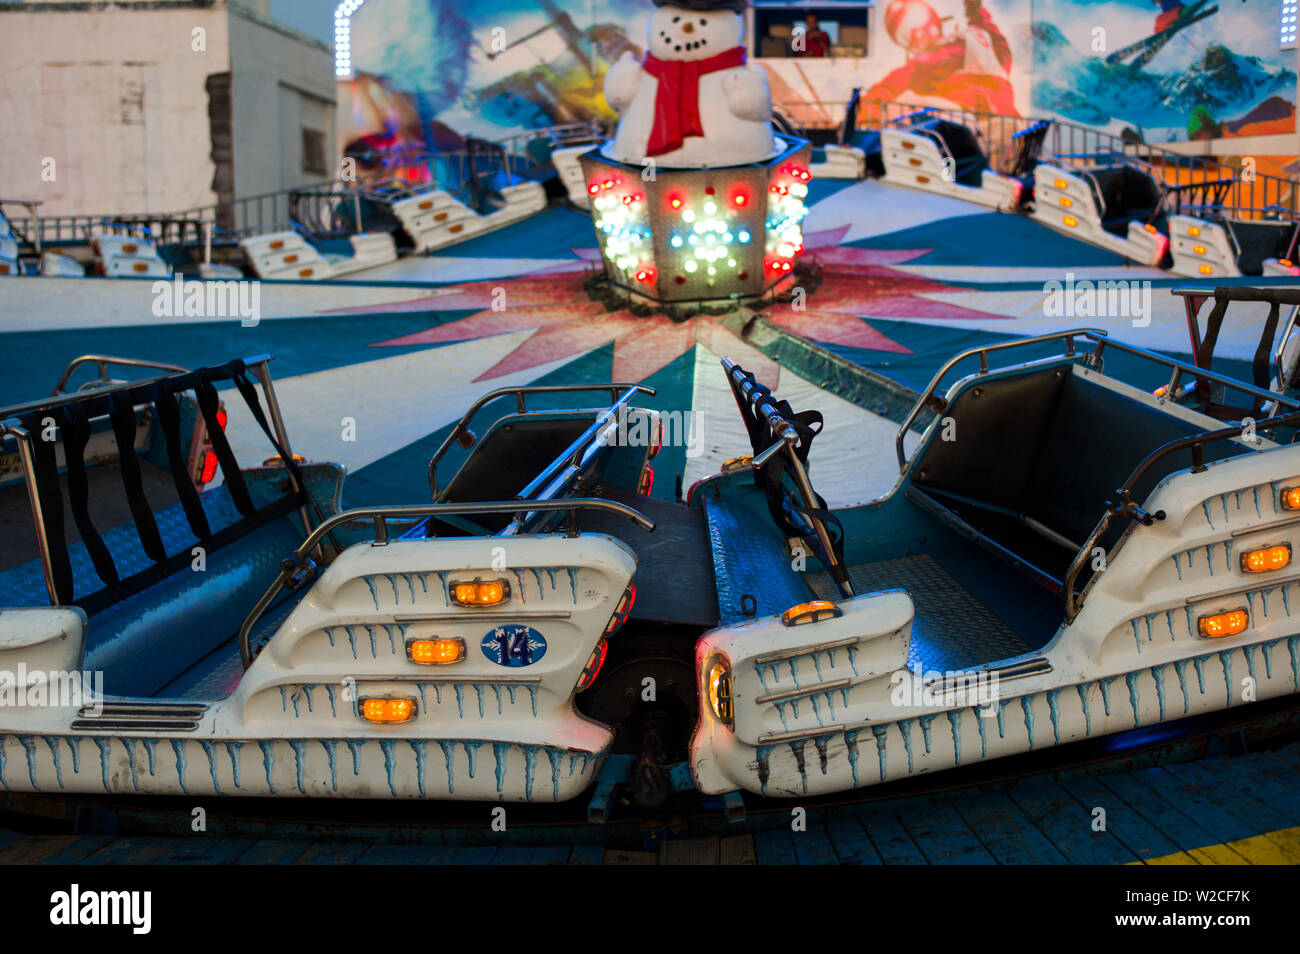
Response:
[1193,244,1207,255]
[407,637,465,665]
[1198,264,1213,274]
[1063,215,1078,227]
[1187,226,1201,237]
[1241,544,1291,573]
[451,579,509,606]
[706,657,733,726]
[1281,486,1300,510]
[1059,196,1073,208]
[1053,178,1068,190]
[1198,610,1248,638]
[360,697,416,723]
[781,600,843,627]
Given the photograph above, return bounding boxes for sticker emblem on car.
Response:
[480,625,547,667]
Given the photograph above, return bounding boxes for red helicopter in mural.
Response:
[865,0,1017,115]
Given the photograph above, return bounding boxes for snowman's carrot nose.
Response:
[682,22,695,33]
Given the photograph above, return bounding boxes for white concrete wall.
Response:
[227,2,337,203]
[0,0,336,220]
[0,2,231,217]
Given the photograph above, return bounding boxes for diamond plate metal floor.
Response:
[806,554,1032,672]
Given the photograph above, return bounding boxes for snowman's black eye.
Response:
[674,44,682,51]
[700,19,707,25]
[672,16,680,22]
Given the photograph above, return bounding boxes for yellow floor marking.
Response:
[1134,826,1300,865]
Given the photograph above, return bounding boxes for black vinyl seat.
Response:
[909,364,1227,593]
[917,119,988,187]
[1085,164,1163,235]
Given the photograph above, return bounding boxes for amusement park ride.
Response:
[0,0,1298,886]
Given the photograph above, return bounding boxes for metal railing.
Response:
[895,325,1300,471]
[236,498,656,668]
[1062,406,1300,619]
[428,383,656,498]
[784,96,1298,220]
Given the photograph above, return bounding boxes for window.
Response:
[301,128,327,176]
[1283,0,1297,49]
[752,2,872,58]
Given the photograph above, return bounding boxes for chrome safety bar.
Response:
[50,355,190,397]
[428,382,656,497]
[1062,406,1300,620]
[237,498,656,668]
[896,326,1300,471]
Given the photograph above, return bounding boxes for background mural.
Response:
[1031,0,1296,143]
[335,0,1297,171]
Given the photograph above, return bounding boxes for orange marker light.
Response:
[1198,610,1248,638]
[1059,196,1073,208]
[1198,264,1213,274]
[407,638,465,665]
[1241,544,1291,573]
[451,579,509,606]
[1053,178,1068,190]
[1063,215,1078,227]
[1281,486,1300,510]
[360,697,416,723]
[1187,226,1201,237]
[706,657,733,725]
[781,600,844,627]
[1193,245,1207,255]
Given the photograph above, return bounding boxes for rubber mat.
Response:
[806,554,1032,672]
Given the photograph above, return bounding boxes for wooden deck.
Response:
[2,742,1298,865]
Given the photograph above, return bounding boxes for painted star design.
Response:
[334,232,1009,388]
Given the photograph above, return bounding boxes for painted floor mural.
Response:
[0,177,1281,515]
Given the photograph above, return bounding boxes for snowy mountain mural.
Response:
[1031,0,1296,141]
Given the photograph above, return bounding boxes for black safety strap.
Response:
[22,411,74,603]
[230,371,309,498]
[1253,300,1282,416]
[195,378,254,516]
[153,388,212,540]
[54,405,120,588]
[110,392,167,564]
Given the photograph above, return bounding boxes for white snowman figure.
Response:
[603,0,778,168]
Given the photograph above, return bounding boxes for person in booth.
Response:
[794,14,832,56]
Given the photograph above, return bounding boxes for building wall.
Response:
[227,1,337,202]
[0,0,336,219]
[0,1,231,216]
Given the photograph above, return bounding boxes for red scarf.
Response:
[642,46,747,157]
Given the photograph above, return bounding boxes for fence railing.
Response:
[779,96,1298,223]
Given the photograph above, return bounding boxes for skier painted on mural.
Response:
[866,0,1016,115]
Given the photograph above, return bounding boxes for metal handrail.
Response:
[236,498,656,668]
[1062,407,1300,619]
[428,383,656,497]
[721,357,853,599]
[50,355,189,396]
[895,327,1300,471]
[896,329,1104,469]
